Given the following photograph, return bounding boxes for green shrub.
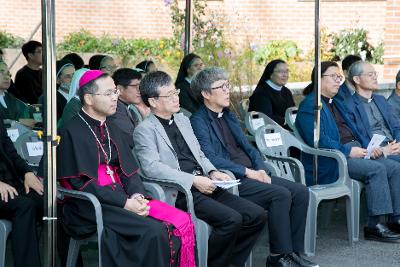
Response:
[0,31,24,49]
[254,40,302,65]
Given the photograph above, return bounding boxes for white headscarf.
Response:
[67,68,88,102]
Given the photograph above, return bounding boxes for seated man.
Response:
[13,41,42,104]
[0,113,43,267]
[387,69,400,119]
[108,68,149,137]
[334,55,361,102]
[190,67,316,267]
[133,71,267,267]
[344,61,400,160]
[296,61,400,244]
[55,70,195,267]
[0,61,30,121]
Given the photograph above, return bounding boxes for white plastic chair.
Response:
[255,124,357,256]
[0,220,12,267]
[59,181,166,267]
[14,130,43,168]
[286,106,364,242]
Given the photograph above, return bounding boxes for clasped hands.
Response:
[124,193,150,217]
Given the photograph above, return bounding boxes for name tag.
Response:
[26,142,43,157]
[6,129,19,142]
[264,133,283,147]
[251,118,265,131]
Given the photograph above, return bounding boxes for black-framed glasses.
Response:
[322,74,343,82]
[100,65,118,72]
[89,89,120,97]
[211,82,231,92]
[157,89,181,99]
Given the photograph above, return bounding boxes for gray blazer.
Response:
[133,113,216,191]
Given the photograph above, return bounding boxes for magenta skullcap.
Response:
[79,70,104,88]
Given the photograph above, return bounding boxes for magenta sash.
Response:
[148,200,196,267]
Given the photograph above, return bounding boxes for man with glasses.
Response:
[54,70,193,267]
[335,55,362,102]
[108,68,148,139]
[133,71,267,267]
[190,67,317,267]
[345,61,400,162]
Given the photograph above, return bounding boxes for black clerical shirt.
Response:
[208,109,253,169]
[155,115,202,174]
[322,96,356,144]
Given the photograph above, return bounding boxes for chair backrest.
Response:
[284,106,304,141]
[179,107,192,118]
[239,98,249,120]
[255,124,305,183]
[4,120,31,143]
[14,130,43,167]
[245,111,279,136]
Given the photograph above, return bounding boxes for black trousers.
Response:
[239,176,309,254]
[177,188,267,267]
[0,190,43,267]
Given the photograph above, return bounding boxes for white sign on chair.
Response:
[6,129,19,142]
[264,133,283,147]
[26,142,44,157]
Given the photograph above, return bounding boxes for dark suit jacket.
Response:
[0,114,31,187]
[108,100,138,135]
[296,91,364,185]
[248,82,295,127]
[345,93,400,143]
[190,105,268,178]
[334,82,352,103]
[177,80,201,113]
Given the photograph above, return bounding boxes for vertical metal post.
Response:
[42,0,57,266]
[184,0,193,55]
[313,0,321,186]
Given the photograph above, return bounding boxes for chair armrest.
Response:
[263,160,281,177]
[263,154,306,185]
[143,181,166,202]
[57,188,104,239]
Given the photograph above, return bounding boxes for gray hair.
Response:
[396,69,400,85]
[191,67,229,95]
[347,60,366,87]
[139,71,173,107]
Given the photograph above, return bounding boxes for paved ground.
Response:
[5,198,400,266]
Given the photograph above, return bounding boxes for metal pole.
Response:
[313,0,321,186]
[42,0,57,266]
[184,0,193,55]
[9,21,42,70]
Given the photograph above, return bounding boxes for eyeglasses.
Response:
[89,89,120,97]
[211,82,231,92]
[360,71,378,79]
[126,83,140,90]
[157,89,180,99]
[322,74,343,82]
[274,70,289,75]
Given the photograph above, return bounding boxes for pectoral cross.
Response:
[106,165,116,183]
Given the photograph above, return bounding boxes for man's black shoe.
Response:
[266,254,300,267]
[364,223,400,242]
[290,253,319,267]
[386,221,400,234]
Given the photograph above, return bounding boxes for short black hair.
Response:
[342,55,362,71]
[136,60,154,73]
[112,68,142,87]
[62,53,85,70]
[139,71,172,107]
[21,40,42,60]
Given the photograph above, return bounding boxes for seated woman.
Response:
[175,53,204,113]
[89,54,117,75]
[0,61,30,121]
[136,60,157,74]
[53,70,195,267]
[248,59,295,128]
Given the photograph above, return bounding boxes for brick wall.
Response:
[383,0,400,81]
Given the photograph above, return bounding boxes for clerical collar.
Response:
[185,77,192,84]
[266,80,283,91]
[207,108,224,119]
[155,114,174,126]
[356,93,373,103]
[321,95,333,104]
[80,108,106,127]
